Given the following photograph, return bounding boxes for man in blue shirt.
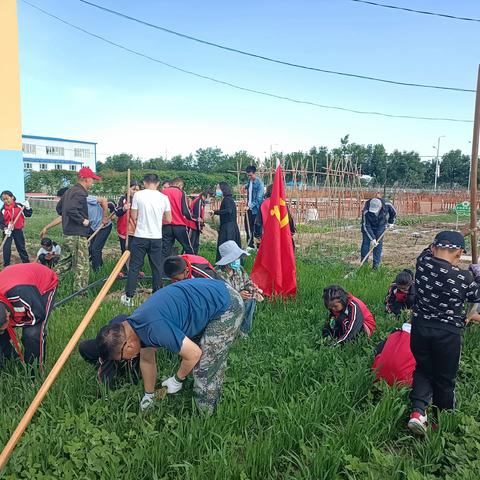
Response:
[244,165,264,249]
[86,195,112,271]
[96,278,244,413]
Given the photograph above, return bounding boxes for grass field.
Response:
[2,211,480,479]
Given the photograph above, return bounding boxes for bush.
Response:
[25,169,237,197]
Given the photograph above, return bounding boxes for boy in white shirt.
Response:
[37,238,61,268]
[122,174,172,306]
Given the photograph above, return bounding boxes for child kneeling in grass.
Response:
[385,269,416,316]
[408,231,480,435]
[322,285,376,345]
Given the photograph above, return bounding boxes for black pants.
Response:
[244,210,256,248]
[88,224,112,271]
[410,323,462,414]
[38,254,59,268]
[3,229,29,266]
[162,225,194,257]
[126,236,163,297]
[79,338,140,389]
[190,229,200,254]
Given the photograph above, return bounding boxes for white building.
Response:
[22,135,97,173]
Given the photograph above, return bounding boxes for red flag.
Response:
[251,164,297,297]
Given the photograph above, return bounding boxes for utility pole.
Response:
[469,66,480,263]
[433,135,445,190]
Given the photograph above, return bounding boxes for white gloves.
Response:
[162,375,183,394]
[4,226,12,237]
[371,239,378,248]
[388,223,395,230]
[23,200,30,210]
[140,392,156,411]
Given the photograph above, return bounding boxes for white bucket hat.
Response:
[216,241,249,266]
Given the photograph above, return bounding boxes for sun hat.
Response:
[433,231,466,253]
[216,241,249,266]
[78,167,102,181]
[368,198,382,214]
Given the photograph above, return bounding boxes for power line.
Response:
[349,0,480,23]
[77,0,475,94]
[21,0,473,124]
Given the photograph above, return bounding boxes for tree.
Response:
[195,147,227,172]
[102,153,142,172]
[387,150,425,188]
[168,154,194,171]
[438,150,470,188]
[143,156,169,170]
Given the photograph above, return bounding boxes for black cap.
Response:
[433,231,466,253]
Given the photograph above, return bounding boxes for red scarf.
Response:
[0,294,24,363]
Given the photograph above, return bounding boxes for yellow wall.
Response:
[0,0,22,151]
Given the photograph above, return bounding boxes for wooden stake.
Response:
[0,205,25,250]
[0,250,130,472]
[470,65,480,264]
[125,169,131,250]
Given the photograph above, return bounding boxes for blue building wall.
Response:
[0,149,25,200]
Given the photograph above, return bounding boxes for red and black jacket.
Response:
[323,294,376,345]
[372,323,415,386]
[162,187,193,226]
[0,264,58,360]
[186,195,205,231]
[0,202,33,231]
[385,283,416,316]
[180,254,218,280]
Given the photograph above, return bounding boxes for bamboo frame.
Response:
[0,250,131,472]
[470,66,480,264]
[125,168,131,250]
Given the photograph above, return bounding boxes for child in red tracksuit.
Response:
[385,269,416,316]
[322,285,376,344]
[372,322,416,386]
[0,191,33,267]
[0,263,58,368]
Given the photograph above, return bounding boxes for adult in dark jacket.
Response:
[212,182,241,261]
[55,167,102,291]
[0,263,58,368]
[360,196,397,269]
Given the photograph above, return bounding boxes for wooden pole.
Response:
[0,250,130,472]
[470,66,480,264]
[87,211,116,246]
[125,169,131,250]
[0,205,24,250]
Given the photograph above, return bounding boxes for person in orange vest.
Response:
[322,285,376,344]
[161,177,195,257]
[372,321,416,387]
[0,191,32,267]
[163,254,218,281]
[0,263,58,368]
[186,190,212,254]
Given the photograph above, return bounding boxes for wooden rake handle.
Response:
[0,206,25,250]
[0,250,130,472]
[87,211,116,246]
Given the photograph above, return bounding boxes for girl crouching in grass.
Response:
[322,285,375,345]
[385,269,416,316]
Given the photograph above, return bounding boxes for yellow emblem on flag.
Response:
[270,198,289,228]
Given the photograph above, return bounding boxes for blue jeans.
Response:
[360,227,385,268]
[241,299,257,334]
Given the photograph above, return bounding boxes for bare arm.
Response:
[97,197,109,223]
[40,216,62,238]
[177,337,202,379]
[130,208,138,223]
[163,211,172,224]
[140,347,157,393]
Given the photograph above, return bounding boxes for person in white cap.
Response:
[216,241,263,336]
[360,195,396,269]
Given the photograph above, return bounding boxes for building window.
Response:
[74,148,90,158]
[46,146,65,156]
[69,165,77,172]
[54,164,63,171]
[24,162,33,170]
[22,143,36,154]
[40,163,48,171]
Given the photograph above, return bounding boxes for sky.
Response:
[17,0,480,163]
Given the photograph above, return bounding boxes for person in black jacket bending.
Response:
[212,182,241,261]
[55,167,102,291]
[360,196,396,269]
[385,269,416,316]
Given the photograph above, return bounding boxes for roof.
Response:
[23,157,83,165]
[22,134,97,145]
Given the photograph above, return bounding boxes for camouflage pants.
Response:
[193,284,244,414]
[55,235,90,291]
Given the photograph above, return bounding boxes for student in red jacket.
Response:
[322,285,376,344]
[0,263,58,368]
[161,177,195,256]
[0,191,33,267]
[385,269,416,316]
[186,190,211,254]
[372,322,416,387]
[163,254,218,281]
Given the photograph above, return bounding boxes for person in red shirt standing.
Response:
[0,263,58,368]
[372,322,416,387]
[161,178,195,257]
[186,190,211,254]
[0,190,33,267]
[322,285,376,344]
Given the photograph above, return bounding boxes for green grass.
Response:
[2,211,480,478]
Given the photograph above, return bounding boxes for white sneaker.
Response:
[120,294,133,307]
[246,246,255,252]
[407,411,428,435]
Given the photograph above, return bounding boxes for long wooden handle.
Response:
[0,206,25,250]
[87,211,115,246]
[0,250,130,472]
[358,229,387,268]
[125,169,131,250]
